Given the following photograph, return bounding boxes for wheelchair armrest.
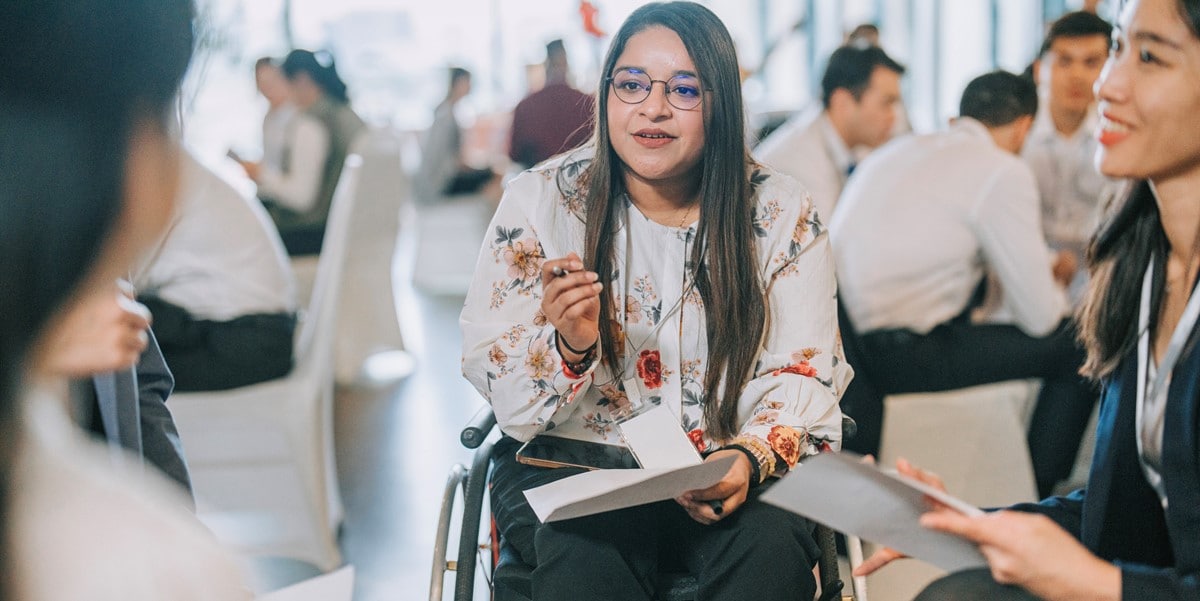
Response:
[461,405,497,449]
[841,415,857,441]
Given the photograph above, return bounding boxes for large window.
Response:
[182,0,1092,162]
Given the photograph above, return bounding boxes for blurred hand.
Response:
[1052,250,1079,288]
[238,159,262,181]
[921,510,1119,600]
[540,252,601,360]
[676,449,752,525]
[854,457,948,577]
[39,281,151,378]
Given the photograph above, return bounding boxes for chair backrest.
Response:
[294,154,363,373]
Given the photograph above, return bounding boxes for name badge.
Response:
[616,377,701,469]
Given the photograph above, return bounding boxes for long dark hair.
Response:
[282,49,351,104]
[1077,1,1200,378]
[0,0,194,596]
[580,1,761,440]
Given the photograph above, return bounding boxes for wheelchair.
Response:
[430,407,867,601]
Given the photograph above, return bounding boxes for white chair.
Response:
[866,380,1040,601]
[170,155,364,571]
[411,194,493,294]
[333,128,413,384]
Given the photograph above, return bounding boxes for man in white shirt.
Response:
[134,151,298,391]
[1023,12,1116,300]
[831,71,1096,497]
[755,45,905,220]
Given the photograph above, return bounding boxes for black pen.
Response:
[707,499,724,516]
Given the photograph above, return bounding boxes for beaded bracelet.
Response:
[725,435,778,485]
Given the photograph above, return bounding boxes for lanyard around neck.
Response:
[1138,257,1200,406]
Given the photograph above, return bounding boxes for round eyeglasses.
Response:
[607,68,704,111]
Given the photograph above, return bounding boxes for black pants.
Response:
[140,296,295,392]
[277,224,325,256]
[490,437,819,601]
[915,568,1039,601]
[849,319,1097,498]
[444,167,494,195]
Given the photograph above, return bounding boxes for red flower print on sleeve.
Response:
[767,425,803,467]
[636,349,663,389]
[687,428,706,453]
[771,360,818,378]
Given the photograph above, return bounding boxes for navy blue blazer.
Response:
[1013,336,1200,599]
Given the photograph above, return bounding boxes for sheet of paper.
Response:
[761,452,988,573]
[257,566,354,601]
[618,403,702,469]
[524,455,735,523]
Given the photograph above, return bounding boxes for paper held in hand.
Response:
[760,452,988,573]
[524,455,735,523]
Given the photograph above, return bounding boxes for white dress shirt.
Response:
[134,152,296,321]
[1021,106,1116,253]
[755,110,855,222]
[831,118,1067,337]
[261,102,297,173]
[256,111,328,213]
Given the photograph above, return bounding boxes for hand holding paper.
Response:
[760,452,988,573]
[524,455,735,523]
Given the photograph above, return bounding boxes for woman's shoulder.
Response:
[747,161,821,239]
[505,146,595,215]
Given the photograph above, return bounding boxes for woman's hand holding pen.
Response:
[676,449,752,525]
[541,252,602,360]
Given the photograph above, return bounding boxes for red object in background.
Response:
[580,1,605,38]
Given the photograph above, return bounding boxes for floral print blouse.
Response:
[461,151,850,477]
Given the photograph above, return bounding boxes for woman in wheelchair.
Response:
[460,2,850,599]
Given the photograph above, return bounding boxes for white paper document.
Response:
[524,455,735,523]
[761,452,988,573]
[618,403,702,469]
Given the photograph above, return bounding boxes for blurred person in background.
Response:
[509,39,596,168]
[755,44,905,220]
[0,0,250,598]
[135,151,297,392]
[831,71,1095,498]
[416,67,502,203]
[252,56,297,174]
[1023,11,1119,301]
[238,49,365,256]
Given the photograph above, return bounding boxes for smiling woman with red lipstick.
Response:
[854,1,1200,600]
[461,2,849,600]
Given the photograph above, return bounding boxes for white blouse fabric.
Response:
[461,152,849,473]
[12,387,251,601]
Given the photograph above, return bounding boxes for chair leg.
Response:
[431,464,468,601]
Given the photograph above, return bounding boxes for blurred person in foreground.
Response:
[0,0,249,598]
